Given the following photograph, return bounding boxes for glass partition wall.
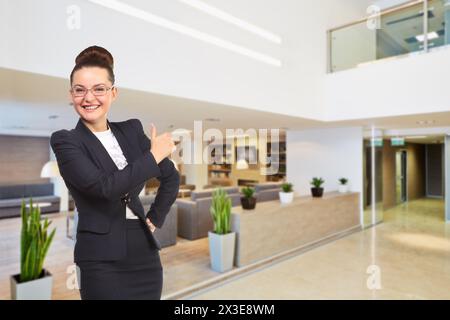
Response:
[329,0,448,73]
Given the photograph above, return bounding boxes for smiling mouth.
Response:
[82,105,100,111]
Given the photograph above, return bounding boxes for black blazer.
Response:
[50,118,180,263]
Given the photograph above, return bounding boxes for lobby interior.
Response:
[1,0,450,300]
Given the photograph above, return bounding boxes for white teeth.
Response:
[83,105,100,110]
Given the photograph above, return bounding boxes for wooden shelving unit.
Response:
[204,133,287,186]
[265,138,286,182]
[207,142,233,186]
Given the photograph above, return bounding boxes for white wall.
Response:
[286,127,364,222]
[0,0,371,121]
[0,1,8,64]
[324,46,450,121]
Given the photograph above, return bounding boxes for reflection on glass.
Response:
[427,0,448,50]
[329,1,450,72]
[377,3,424,59]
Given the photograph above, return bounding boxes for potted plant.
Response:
[338,177,349,193]
[208,189,235,273]
[240,187,256,210]
[310,177,325,198]
[10,198,56,300]
[279,182,294,204]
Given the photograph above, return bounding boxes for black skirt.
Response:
[76,219,163,300]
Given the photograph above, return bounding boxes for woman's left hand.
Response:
[146,218,156,233]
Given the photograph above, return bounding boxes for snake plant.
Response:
[210,189,232,235]
[20,198,56,283]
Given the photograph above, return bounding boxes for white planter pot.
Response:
[279,191,294,204]
[338,185,349,193]
[10,270,53,300]
[208,231,236,273]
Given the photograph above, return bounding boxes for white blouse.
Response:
[92,128,139,219]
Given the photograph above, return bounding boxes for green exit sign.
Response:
[371,138,383,147]
[391,137,405,146]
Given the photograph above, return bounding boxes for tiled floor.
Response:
[188,198,450,299]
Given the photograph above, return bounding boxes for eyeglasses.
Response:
[70,84,114,97]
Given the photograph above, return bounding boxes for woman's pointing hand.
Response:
[149,123,175,164]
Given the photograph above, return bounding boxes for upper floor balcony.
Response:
[328,0,450,73]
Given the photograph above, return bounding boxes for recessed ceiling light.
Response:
[88,0,282,67]
[416,31,439,42]
[177,0,282,44]
[416,120,436,125]
[405,136,427,139]
[204,118,221,122]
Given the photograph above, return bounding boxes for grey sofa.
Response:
[175,187,241,240]
[254,182,283,202]
[0,183,60,219]
[140,194,178,248]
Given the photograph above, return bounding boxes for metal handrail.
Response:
[328,0,424,32]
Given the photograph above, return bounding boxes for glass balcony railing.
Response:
[329,0,450,73]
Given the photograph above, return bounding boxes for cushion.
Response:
[0,183,54,200]
[24,183,53,197]
[0,185,25,200]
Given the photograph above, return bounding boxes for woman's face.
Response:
[70,67,117,125]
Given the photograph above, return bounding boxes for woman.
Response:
[50,46,180,300]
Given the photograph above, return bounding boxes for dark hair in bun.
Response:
[70,46,115,85]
